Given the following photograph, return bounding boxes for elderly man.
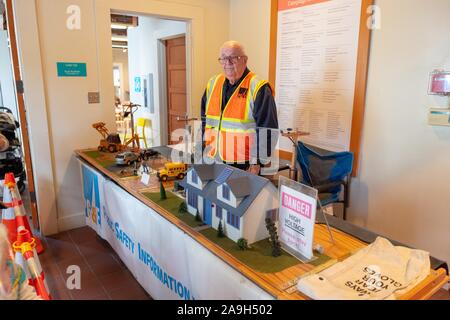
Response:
[201,41,278,174]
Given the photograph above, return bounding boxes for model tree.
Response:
[237,238,249,251]
[265,218,282,257]
[217,220,225,238]
[195,210,202,222]
[178,201,187,214]
[159,181,167,200]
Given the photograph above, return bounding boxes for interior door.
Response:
[165,36,187,145]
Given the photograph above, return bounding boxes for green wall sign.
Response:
[57,62,87,77]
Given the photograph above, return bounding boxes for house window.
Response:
[216,205,222,219]
[188,190,198,208]
[222,185,230,200]
[191,170,198,184]
[226,211,240,230]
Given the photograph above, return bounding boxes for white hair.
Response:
[220,41,247,57]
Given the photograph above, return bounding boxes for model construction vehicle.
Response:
[92,122,140,153]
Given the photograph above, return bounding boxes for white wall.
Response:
[13,0,60,235]
[243,185,277,244]
[127,16,186,146]
[230,0,450,265]
[229,0,271,80]
[112,48,129,102]
[0,31,18,120]
[348,0,450,265]
[15,0,230,234]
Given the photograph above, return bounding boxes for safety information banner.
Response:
[79,161,273,300]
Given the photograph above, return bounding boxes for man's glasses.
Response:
[218,56,246,65]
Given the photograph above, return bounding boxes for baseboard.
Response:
[58,212,86,232]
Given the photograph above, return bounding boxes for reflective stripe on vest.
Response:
[204,72,268,162]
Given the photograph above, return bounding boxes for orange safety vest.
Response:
[204,72,271,163]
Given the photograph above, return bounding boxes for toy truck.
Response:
[157,163,187,182]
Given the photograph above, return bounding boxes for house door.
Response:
[165,36,187,144]
[203,198,212,226]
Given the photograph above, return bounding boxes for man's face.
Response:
[220,46,247,84]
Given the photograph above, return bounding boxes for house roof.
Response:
[191,164,216,182]
[180,164,272,217]
[226,177,251,198]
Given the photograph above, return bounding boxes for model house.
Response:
[180,164,278,244]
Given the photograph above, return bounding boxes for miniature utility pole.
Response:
[177,114,198,162]
[123,102,141,150]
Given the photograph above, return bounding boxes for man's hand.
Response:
[247,164,261,175]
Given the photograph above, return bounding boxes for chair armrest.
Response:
[315,180,345,193]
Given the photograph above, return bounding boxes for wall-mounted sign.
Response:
[88,92,100,104]
[57,62,87,77]
[143,73,154,113]
[134,76,141,93]
[278,176,318,262]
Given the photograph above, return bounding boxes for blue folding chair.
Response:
[296,142,354,220]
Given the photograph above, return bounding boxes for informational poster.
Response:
[275,0,363,152]
[278,176,317,261]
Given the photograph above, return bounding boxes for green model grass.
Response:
[199,228,329,273]
[85,150,136,178]
[85,150,116,168]
[143,192,204,228]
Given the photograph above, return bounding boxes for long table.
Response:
[76,148,448,300]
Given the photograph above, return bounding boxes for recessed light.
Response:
[112,36,128,42]
[111,24,128,30]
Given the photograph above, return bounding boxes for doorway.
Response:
[165,36,187,145]
[109,13,188,148]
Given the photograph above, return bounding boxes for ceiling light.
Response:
[112,36,128,42]
[111,24,128,30]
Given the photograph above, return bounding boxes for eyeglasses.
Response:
[218,56,246,65]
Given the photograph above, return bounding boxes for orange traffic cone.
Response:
[4,173,44,254]
[1,180,17,244]
[13,229,51,300]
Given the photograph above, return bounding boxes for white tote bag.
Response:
[297,237,430,300]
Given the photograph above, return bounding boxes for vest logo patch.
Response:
[238,87,249,98]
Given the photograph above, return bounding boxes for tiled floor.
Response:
[37,227,449,301]
[38,226,152,300]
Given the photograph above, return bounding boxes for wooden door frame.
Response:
[157,33,188,146]
[5,0,39,229]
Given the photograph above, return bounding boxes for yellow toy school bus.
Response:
[157,163,187,182]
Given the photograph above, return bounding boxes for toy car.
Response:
[140,148,159,160]
[157,163,187,182]
[115,151,141,166]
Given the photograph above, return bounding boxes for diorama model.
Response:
[180,164,278,244]
[157,163,188,182]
